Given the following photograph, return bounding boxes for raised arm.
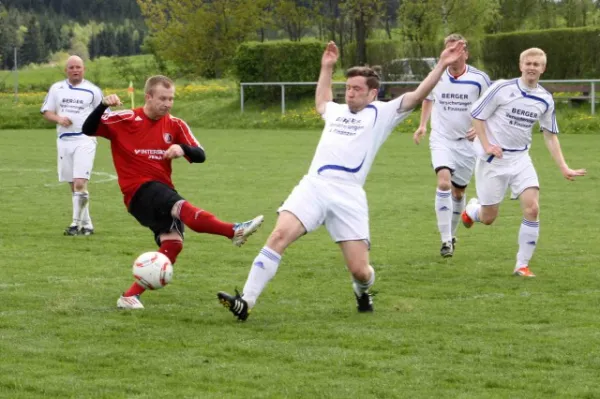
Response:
[315,41,338,115]
[400,41,466,111]
[542,130,586,180]
[82,94,120,136]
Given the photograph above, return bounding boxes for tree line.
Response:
[138,0,600,78]
[0,0,144,69]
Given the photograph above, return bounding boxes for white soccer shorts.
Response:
[474,154,539,206]
[278,175,370,243]
[430,136,476,187]
[57,138,97,182]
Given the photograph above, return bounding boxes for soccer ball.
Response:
[132,251,173,290]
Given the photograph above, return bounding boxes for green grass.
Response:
[0,55,161,92]
[1,128,599,398]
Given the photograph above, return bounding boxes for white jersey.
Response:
[426,65,491,140]
[308,96,412,186]
[41,79,103,141]
[470,78,558,160]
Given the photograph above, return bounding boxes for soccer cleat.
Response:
[452,237,457,248]
[80,226,94,236]
[461,198,480,228]
[232,215,264,247]
[513,266,536,277]
[355,292,374,312]
[217,290,249,321]
[64,225,80,236]
[440,241,454,258]
[117,295,144,309]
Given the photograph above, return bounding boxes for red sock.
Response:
[124,240,183,297]
[158,239,183,264]
[178,201,234,238]
[124,282,146,297]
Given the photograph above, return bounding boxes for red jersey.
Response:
[95,107,201,207]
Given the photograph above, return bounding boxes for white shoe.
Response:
[232,215,264,247]
[117,295,144,309]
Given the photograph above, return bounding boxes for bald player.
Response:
[42,55,104,235]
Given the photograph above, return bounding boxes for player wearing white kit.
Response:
[461,47,586,277]
[42,55,103,236]
[217,40,467,320]
[413,34,491,257]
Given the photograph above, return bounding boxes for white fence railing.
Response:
[240,79,600,115]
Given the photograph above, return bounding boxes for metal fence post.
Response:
[281,84,285,114]
[240,84,244,113]
[592,82,596,115]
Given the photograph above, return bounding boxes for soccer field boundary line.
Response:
[0,168,117,186]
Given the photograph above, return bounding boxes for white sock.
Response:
[80,192,92,228]
[353,265,375,296]
[242,246,281,308]
[451,195,466,237]
[516,218,539,270]
[435,189,452,242]
[72,192,87,227]
[466,200,481,223]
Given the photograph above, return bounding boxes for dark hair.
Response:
[345,66,380,90]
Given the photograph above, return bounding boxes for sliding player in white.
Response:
[462,48,586,277]
[42,55,103,235]
[413,34,491,257]
[217,39,467,320]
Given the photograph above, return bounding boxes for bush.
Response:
[233,41,323,102]
[482,27,600,79]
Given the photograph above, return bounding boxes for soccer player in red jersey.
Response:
[82,75,263,309]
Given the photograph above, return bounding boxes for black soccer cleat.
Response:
[355,292,374,312]
[440,241,454,258]
[80,227,94,236]
[64,225,80,236]
[217,289,249,321]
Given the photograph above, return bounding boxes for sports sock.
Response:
[516,218,539,270]
[124,281,146,297]
[242,246,281,308]
[78,192,92,228]
[71,192,86,226]
[353,265,375,296]
[466,201,481,223]
[451,195,466,236]
[158,239,183,264]
[435,189,452,242]
[174,201,234,238]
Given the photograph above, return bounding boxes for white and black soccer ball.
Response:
[132,251,173,290]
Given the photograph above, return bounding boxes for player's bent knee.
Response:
[266,228,293,252]
[524,203,539,220]
[350,264,371,282]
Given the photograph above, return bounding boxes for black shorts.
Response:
[128,181,185,246]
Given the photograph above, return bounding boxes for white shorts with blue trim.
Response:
[430,135,476,187]
[56,136,97,182]
[278,175,369,243]
[474,153,539,205]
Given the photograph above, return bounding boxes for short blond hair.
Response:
[444,33,466,47]
[520,48,547,66]
[144,75,174,95]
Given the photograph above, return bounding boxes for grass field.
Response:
[1,127,599,398]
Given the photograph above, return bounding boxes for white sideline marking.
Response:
[0,168,117,186]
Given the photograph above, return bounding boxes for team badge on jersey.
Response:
[163,133,173,143]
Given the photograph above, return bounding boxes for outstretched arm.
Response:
[542,130,586,180]
[316,41,338,115]
[400,41,466,111]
